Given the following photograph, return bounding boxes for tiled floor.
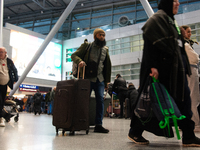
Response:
[0,112,200,150]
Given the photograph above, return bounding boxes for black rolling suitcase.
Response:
[124,98,130,119]
[53,66,90,135]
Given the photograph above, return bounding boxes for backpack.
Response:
[72,40,92,78]
[34,94,41,105]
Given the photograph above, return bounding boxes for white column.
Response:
[9,0,79,96]
[0,0,3,47]
[139,0,154,18]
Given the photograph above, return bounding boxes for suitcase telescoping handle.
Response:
[77,65,86,79]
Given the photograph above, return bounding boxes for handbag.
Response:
[134,76,174,138]
[150,77,186,140]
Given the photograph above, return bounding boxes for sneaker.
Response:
[183,136,200,147]
[128,132,149,145]
[0,118,5,127]
[94,125,109,133]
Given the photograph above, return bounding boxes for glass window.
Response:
[121,70,131,76]
[112,66,121,71]
[121,65,131,69]
[191,30,196,36]
[112,39,121,45]
[121,47,131,54]
[72,11,90,20]
[131,63,140,68]
[124,76,131,80]
[92,7,112,17]
[113,3,135,14]
[131,46,140,52]
[197,29,200,35]
[71,19,90,30]
[33,25,50,34]
[197,36,200,42]
[130,35,140,41]
[112,49,121,55]
[121,43,130,48]
[121,37,130,43]
[131,41,140,46]
[196,23,200,29]
[131,75,140,80]
[91,16,112,27]
[190,24,196,30]
[110,44,120,50]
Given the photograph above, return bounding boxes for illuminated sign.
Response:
[10,30,62,81]
[19,84,38,92]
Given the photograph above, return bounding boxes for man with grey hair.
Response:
[0,47,18,127]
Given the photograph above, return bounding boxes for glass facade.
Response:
[15,0,200,41]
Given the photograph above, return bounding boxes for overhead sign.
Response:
[19,84,38,92]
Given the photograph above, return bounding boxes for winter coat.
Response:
[7,58,18,89]
[140,10,191,102]
[71,41,111,87]
[112,76,127,94]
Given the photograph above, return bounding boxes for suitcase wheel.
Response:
[86,129,89,134]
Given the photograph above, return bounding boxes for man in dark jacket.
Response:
[112,74,127,118]
[71,28,111,133]
[128,0,200,146]
[0,47,18,127]
[33,90,42,115]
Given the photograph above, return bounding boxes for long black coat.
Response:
[139,10,191,103]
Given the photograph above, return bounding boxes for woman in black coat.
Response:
[128,0,200,147]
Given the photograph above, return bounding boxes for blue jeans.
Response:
[47,101,53,114]
[90,80,105,125]
[41,102,46,113]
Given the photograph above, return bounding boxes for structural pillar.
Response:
[139,0,154,18]
[9,0,79,96]
[0,0,3,47]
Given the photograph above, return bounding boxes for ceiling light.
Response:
[81,3,84,6]
[41,11,43,14]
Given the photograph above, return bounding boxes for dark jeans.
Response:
[0,85,7,118]
[129,75,195,140]
[90,79,105,125]
[118,90,127,117]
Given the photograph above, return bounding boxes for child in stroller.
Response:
[3,96,19,122]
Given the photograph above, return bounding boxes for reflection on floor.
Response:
[0,112,200,150]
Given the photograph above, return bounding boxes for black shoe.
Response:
[128,132,149,145]
[183,136,200,147]
[94,125,109,133]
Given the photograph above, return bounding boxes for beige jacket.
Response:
[185,43,199,65]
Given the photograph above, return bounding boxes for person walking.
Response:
[181,25,200,127]
[128,0,200,146]
[0,47,18,127]
[71,28,111,133]
[112,74,127,118]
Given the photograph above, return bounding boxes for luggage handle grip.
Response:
[77,65,85,79]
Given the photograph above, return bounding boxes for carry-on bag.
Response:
[52,66,90,135]
[124,98,130,119]
[89,91,111,126]
[150,77,186,140]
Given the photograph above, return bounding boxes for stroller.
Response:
[3,99,19,122]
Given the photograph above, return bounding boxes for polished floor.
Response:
[0,112,200,150]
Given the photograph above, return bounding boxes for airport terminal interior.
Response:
[1,0,200,149]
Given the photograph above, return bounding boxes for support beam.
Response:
[139,0,154,18]
[9,0,79,96]
[0,0,3,47]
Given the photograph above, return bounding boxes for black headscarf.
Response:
[158,0,174,20]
